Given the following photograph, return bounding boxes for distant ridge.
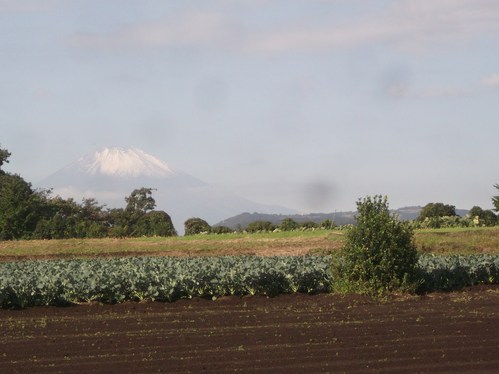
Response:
[215,211,356,229]
[215,206,470,229]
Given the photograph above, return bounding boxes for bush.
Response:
[333,195,418,295]
[211,225,233,234]
[300,221,318,230]
[184,217,211,235]
[418,202,456,221]
[134,211,177,237]
[320,219,336,229]
[411,215,473,229]
[246,221,275,233]
[280,218,299,231]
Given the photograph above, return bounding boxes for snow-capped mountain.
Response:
[72,147,173,178]
[37,147,295,234]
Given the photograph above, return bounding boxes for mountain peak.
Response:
[74,146,174,178]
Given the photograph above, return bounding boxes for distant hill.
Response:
[215,211,356,229]
[215,206,470,229]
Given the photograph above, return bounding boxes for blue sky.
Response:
[2,0,499,213]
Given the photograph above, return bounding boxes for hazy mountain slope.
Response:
[215,206,470,229]
[37,147,296,234]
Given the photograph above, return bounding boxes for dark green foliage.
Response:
[109,189,176,238]
[0,255,333,308]
[0,174,46,240]
[417,203,458,229]
[125,187,156,213]
[280,218,299,231]
[134,211,177,237]
[246,220,275,233]
[184,217,211,235]
[469,206,497,227]
[211,225,233,234]
[334,195,418,295]
[0,146,11,172]
[31,197,110,239]
[107,208,128,237]
[2,254,499,308]
[417,254,499,292]
[418,202,456,220]
[0,148,177,240]
[300,221,318,229]
[493,184,499,213]
[320,219,336,229]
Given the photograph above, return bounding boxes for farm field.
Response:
[1,226,499,261]
[1,227,499,372]
[1,287,499,373]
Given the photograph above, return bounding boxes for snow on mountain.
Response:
[37,147,296,234]
[77,147,173,178]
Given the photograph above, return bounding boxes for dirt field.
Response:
[1,286,499,373]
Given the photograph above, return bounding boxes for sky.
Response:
[1,0,499,213]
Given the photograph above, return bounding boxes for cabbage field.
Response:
[1,254,499,308]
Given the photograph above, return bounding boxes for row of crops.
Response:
[1,254,499,308]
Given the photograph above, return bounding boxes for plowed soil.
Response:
[1,286,499,373]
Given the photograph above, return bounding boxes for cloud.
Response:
[418,85,469,98]
[71,11,245,51]
[385,83,469,99]
[385,83,412,98]
[0,0,58,13]
[33,87,55,99]
[481,73,499,87]
[69,0,499,55]
[246,0,499,54]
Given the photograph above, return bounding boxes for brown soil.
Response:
[1,286,499,373]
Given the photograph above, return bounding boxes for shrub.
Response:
[211,225,233,234]
[184,217,211,235]
[418,202,456,221]
[300,221,318,230]
[134,211,177,237]
[280,218,299,231]
[333,195,418,295]
[246,221,275,233]
[320,219,336,230]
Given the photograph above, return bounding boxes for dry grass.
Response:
[0,231,344,261]
[0,227,498,261]
[414,227,499,254]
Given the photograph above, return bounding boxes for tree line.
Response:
[1,145,498,240]
[0,146,176,240]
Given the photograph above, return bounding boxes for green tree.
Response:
[134,210,177,237]
[246,220,275,233]
[76,198,109,237]
[418,203,456,220]
[493,184,499,213]
[184,217,211,235]
[417,202,457,228]
[300,221,318,230]
[320,219,336,229]
[0,173,46,240]
[469,206,497,226]
[109,188,160,237]
[280,218,299,231]
[468,206,483,219]
[333,195,418,295]
[0,146,11,173]
[125,188,156,213]
[108,208,128,237]
[43,197,80,239]
[211,225,233,234]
